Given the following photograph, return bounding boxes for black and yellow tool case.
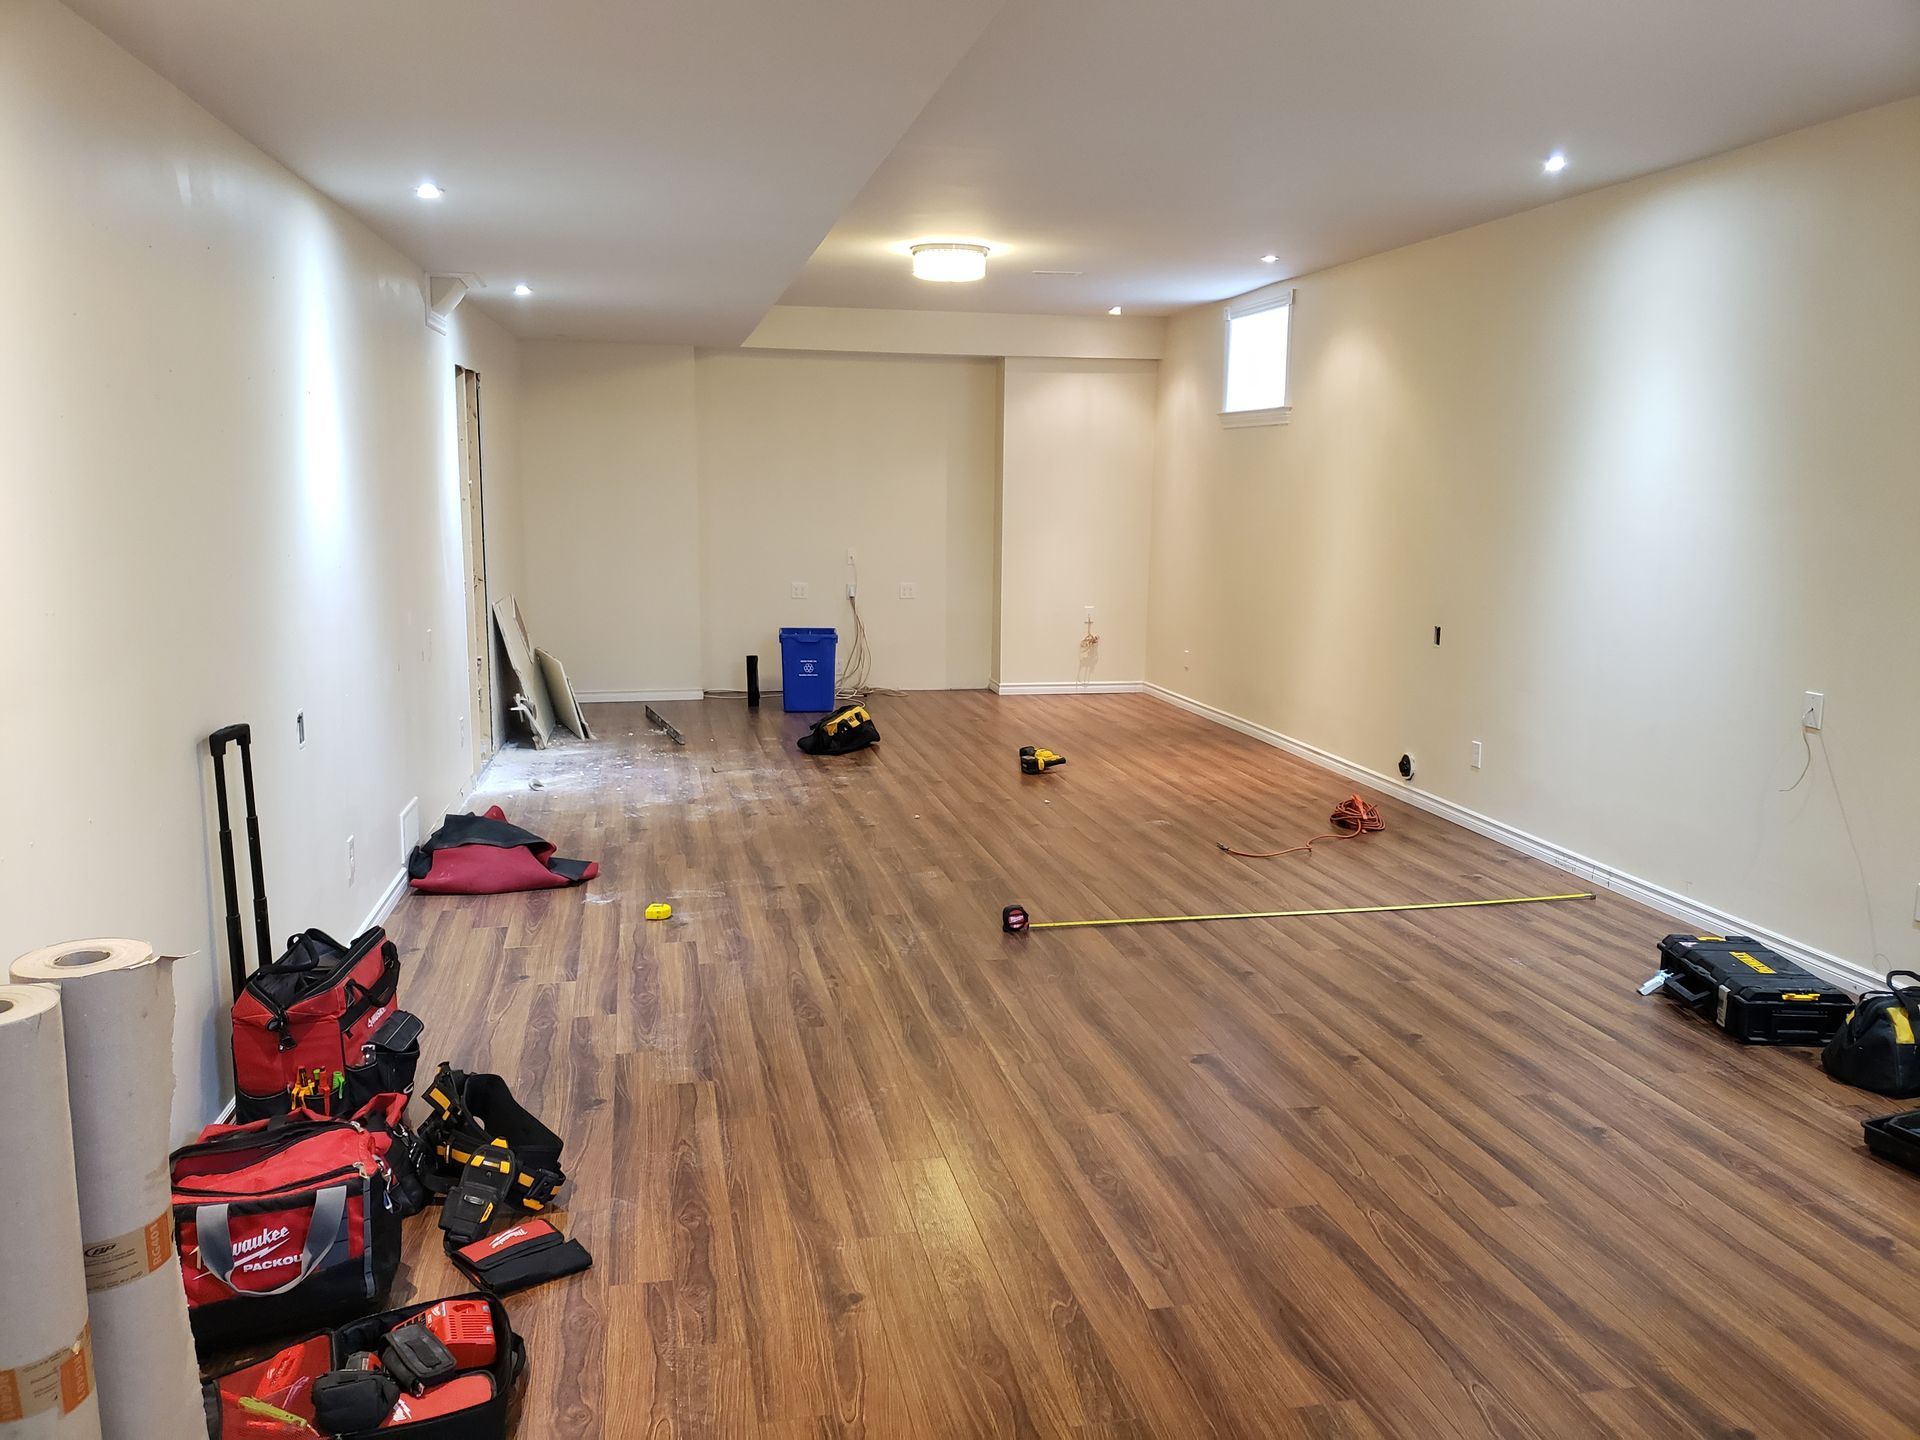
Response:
[1653,934,1851,1044]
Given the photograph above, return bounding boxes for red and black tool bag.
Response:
[407,805,598,895]
[171,1101,406,1354]
[232,926,418,1122]
[203,1292,525,1439]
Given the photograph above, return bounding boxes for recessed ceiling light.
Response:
[1108,306,1123,315]
[513,283,533,297]
[1261,254,1278,264]
[415,181,444,200]
[910,242,991,283]
[1543,152,1568,174]
[1032,269,1082,276]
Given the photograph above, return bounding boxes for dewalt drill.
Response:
[1019,745,1066,775]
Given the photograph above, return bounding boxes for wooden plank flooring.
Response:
[388,692,1920,1438]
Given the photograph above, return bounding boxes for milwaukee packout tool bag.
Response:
[170,1098,410,1353]
[407,805,599,895]
[231,926,421,1122]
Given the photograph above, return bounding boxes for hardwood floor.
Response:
[387,691,1920,1438]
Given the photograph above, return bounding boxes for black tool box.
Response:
[1653,934,1851,1045]
[1862,1111,1920,1175]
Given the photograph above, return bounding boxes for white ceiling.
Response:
[787,0,1920,316]
[61,0,1008,345]
[65,0,1920,341]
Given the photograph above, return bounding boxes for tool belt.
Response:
[417,1063,566,1237]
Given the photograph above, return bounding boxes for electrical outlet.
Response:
[1085,605,1095,622]
[1912,882,1920,924]
[790,580,808,599]
[1471,740,1483,769]
[899,581,917,599]
[846,548,855,565]
[1802,691,1824,730]
[296,711,306,747]
[345,834,356,885]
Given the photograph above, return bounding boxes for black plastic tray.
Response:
[1862,1111,1920,1174]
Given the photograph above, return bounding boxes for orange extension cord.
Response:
[1217,794,1385,860]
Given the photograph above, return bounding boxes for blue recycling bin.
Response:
[779,627,838,712]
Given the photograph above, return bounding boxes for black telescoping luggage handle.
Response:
[210,722,273,1000]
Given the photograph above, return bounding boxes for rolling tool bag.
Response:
[1822,972,1920,1096]
[203,1291,525,1438]
[417,1062,568,1241]
[210,722,423,1122]
[231,927,421,1122]
[171,1097,414,1353]
[1652,934,1851,1045]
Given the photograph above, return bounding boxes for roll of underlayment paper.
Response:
[0,983,100,1440]
[9,942,201,1440]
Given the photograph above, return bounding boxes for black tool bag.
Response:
[417,1063,567,1229]
[203,1291,525,1438]
[1651,934,1851,1045]
[1822,972,1920,1096]
[797,704,879,756]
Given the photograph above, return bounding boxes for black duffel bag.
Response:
[1822,971,1920,1096]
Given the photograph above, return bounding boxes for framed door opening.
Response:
[454,365,495,772]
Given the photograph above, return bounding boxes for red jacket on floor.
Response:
[407,806,599,894]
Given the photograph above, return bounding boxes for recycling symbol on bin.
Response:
[801,660,817,675]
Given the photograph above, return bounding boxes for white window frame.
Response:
[1219,288,1293,428]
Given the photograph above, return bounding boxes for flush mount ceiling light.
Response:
[1261,254,1278,264]
[512,283,533,297]
[910,242,991,283]
[1108,306,1123,315]
[1543,151,1569,174]
[415,181,444,200]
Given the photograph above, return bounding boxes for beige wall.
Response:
[0,0,502,1133]
[517,342,704,697]
[1148,97,1920,973]
[697,349,999,693]
[998,359,1157,688]
[515,344,1000,696]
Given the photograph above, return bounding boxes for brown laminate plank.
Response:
[386,692,1920,1437]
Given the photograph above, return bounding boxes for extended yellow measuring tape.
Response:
[999,891,1594,933]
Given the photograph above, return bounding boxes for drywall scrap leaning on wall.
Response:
[493,596,553,746]
[537,648,592,740]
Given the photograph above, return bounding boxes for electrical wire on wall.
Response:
[1783,724,1890,971]
[836,556,877,702]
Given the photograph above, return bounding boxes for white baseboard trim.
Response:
[578,689,706,703]
[358,866,410,935]
[1145,682,1880,994]
[989,681,1147,696]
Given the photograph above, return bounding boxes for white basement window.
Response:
[1220,289,1293,427]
